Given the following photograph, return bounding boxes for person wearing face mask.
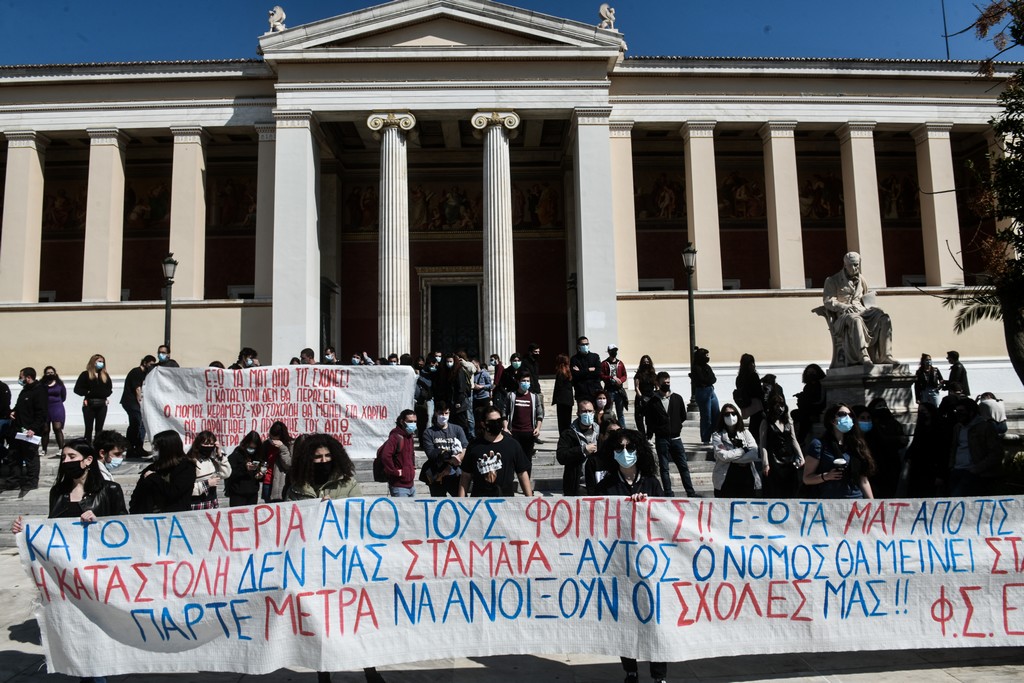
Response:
[40,365,66,455]
[420,402,468,497]
[914,353,943,407]
[414,358,439,439]
[94,429,130,482]
[379,410,418,497]
[488,354,505,401]
[121,355,156,459]
[155,344,179,367]
[11,439,126,683]
[712,403,761,498]
[459,407,533,498]
[226,431,264,507]
[188,430,231,510]
[73,354,113,444]
[228,347,260,370]
[944,397,1002,497]
[441,353,473,436]
[593,429,668,683]
[570,336,602,403]
[552,353,575,435]
[803,403,875,499]
[556,400,600,496]
[9,367,49,493]
[632,354,658,439]
[856,403,900,499]
[130,430,197,513]
[593,389,610,425]
[284,435,386,683]
[495,352,522,405]
[688,347,719,446]
[471,358,493,416]
[758,395,803,499]
[520,343,542,395]
[600,344,628,428]
[504,370,544,471]
[322,346,339,365]
[643,372,698,498]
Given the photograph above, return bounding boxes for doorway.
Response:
[429,284,480,357]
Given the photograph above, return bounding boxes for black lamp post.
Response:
[682,244,698,412]
[162,253,178,349]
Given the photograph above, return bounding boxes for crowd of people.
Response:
[1,340,1016,683]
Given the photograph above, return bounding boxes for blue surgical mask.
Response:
[446,361,455,368]
[579,412,594,427]
[108,456,124,469]
[614,448,637,468]
[578,344,589,354]
[404,422,417,434]
[18,378,26,386]
[158,352,168,362]
[858,421,873,433]
[95,361,105,370]
[436,414,449,427]
[511,361,521,369]
[519,381,531,392]
[836,415,854,433]
[352,357,361,365]
[245,447,256,455]
[245,358,254,367]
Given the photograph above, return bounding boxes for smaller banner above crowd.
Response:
[141,365,417,458]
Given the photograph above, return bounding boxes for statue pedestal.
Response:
[823,364,914,415]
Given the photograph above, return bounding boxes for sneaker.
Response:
[685,491,703,498]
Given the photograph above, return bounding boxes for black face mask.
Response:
[197,445,216,457]
[312,462,333,487]
[485,419,504,436]
[660,384,671,393]
[59,461,86,478]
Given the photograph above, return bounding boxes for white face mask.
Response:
[437,414,450,427]
[724,414,739,427]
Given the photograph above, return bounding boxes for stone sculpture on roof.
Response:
[598,4,616,30]
[268,6,287,33]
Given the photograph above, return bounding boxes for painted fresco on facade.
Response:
[41,178,88,236]
[633,170,686,227]
[797,165,845,222]
[206,172,258,233]
[342,178,562,234]
[124,177,172,234]
[718,168,768,222]
[877,168,922,222]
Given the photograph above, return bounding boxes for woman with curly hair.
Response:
[803,403,876,499]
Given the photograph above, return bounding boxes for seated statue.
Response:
[822,252,895,367]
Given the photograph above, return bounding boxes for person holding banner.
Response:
[129,430,197,513]
[262,421,294,503]
[11,437,125,683]
[593,428,668,683]
[188,430,231,510]
[459,407,533,497]
[283,434,388,683]
[802,403,875,499]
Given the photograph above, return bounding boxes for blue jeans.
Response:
[390,486,415,497]
[611,390,626,428]
[695,386,720,444]
[655,436,695,496]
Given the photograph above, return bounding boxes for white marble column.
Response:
[839,121,886,286]
[609,121,639,291]
[0,131,47,303]
[82,128,128,302]
[572,107,619,351]
[272,110,321,364]
[254,123,276,300]
[681,121,724,290]
[760,121,806,289]
[912,122,962,286]
[368,112,416,357]
[169,126,208,300]
[472,110,520,363]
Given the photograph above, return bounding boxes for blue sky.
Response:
[1,0,1019,65]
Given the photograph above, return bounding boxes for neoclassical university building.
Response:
[0,0,1018,398]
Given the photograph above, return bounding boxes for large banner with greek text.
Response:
[141,365,417,457]
[16,496,1024,677]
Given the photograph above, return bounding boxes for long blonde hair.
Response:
[86,354,109,383]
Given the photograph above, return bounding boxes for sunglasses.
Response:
[836,411,852,417]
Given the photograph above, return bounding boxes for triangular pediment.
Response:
[259,0,624,60]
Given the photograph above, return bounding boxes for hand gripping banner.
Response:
[16,496,1024,677]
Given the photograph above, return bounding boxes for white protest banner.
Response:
[142,365,417,458]
[17,496,1024,677]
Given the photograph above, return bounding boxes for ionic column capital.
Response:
[680,120,717,141]
[255,122,277,142]
[170,126,209,145]
[87,128,129,148]
[368,112,417,140]
[758,121,798,142]
[837,121,876,144]
[912,122,954,145]
[4,130,49,151]
[471,110,521,132]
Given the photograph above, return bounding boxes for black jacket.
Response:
[50,480,128,519]
[0,380,10,420]
[13,381,48,434]
[129,459,197,513]
[74,372,113,400]
[570,352,602,401]
[226,447,262,497]
[595,471,664,497]
[644,392,686,439]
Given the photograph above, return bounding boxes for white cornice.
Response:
[0,63,272,85]
[610,94,1002,108]
[0,97,274,116]
[265,46,620,63]
[274,80,609,92]
[612,61,1011,81]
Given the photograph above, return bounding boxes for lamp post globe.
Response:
[162,253,178,349]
